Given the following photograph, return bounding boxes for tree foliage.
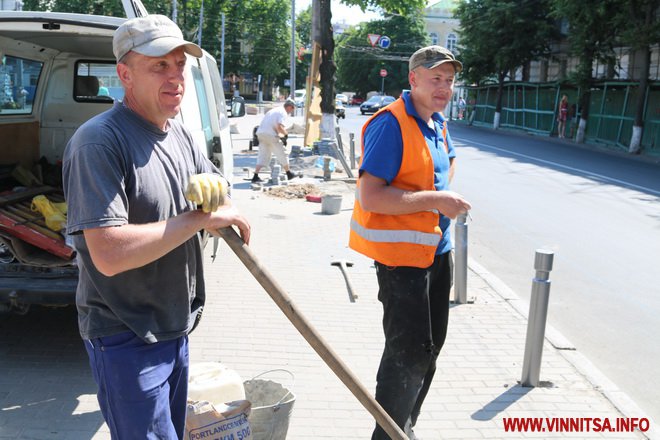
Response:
[551,0,621,121]
[455,0,557,113]
[340,0,425,15]
[335,14,428,96]
[612,0,660,132]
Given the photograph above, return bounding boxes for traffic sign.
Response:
[380,69,388,77]
[378,36,391,49]
[368,34,381,47]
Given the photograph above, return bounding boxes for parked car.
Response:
[350,95,365,106]
[336,93,348,105]
[335,100,346,119]
[294,89,306,108]
[0,1,244,315]
[360,95,396,114]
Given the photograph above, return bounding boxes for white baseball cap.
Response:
[113,14,203,62]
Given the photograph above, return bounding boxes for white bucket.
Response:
[244,370,295,440]
[188,362,246,406]
[321,194,342,215]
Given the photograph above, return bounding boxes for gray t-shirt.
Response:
[63,101,217,343]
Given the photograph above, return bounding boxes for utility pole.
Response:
[197,0,204,47]
[289,0,296,99]
[220,13,225,82]
[172,0,177,23]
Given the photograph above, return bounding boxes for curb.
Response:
[467,256,659,439]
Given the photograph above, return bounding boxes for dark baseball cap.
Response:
[409,45,463,73]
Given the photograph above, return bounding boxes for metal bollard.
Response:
[454,213,468,304]
[323,156,332,181]
[349,133,356,170]
[521,249,555,387]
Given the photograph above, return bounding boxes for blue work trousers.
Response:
[84,331,189,440]
[372,252,453,440]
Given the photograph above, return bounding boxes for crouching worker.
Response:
[349,45,472,440]
[62,15,250,439]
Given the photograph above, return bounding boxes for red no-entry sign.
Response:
[380,69,388,77]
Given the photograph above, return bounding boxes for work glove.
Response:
[185,173,228,213]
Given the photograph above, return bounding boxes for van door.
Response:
[121,0,148,18]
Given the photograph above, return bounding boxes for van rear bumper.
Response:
[0,277,77,308]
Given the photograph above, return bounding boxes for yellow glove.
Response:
[185,173,228,213]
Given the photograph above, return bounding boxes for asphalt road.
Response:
[338,105,660,424]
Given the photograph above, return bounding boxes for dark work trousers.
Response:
[371,252,453,440]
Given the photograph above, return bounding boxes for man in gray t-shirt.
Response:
[62,15,250,440]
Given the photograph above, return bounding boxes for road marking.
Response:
[453,138,660,197]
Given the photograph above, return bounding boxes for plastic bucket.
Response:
[243,370,295,440]
[187,362,246,406]
[321,194,342,215]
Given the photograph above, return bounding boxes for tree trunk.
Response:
[318,0,336,139]
[493,71,505,129]
[629,47,650,153]
[575,48,594,144]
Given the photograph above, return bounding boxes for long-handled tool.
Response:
[331,259,358,302]
[215,226,407,440]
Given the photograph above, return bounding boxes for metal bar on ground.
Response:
[521,249,555,387]
[328,138,354,179]
[349,132,356,170]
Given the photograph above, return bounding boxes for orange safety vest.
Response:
[349,98,448,268]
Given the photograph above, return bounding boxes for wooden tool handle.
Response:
[217,226,408,440]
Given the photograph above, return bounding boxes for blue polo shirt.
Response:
[360,92,456,255]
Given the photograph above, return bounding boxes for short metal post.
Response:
[521,249,555,387]
[323,156,332,181]
[349,133,356,170]
[454,213,468,304]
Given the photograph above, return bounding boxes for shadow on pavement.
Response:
[471,383,533,421]
[0,306,104,439]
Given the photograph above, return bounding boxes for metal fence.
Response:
[464,80,660,156]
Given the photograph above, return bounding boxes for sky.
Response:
[295,0,382,26]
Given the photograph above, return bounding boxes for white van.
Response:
[0,1,244,314]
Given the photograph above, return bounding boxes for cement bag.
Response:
[185,399,252,440]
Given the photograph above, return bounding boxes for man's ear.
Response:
[408,70,416,88]
[116,63,132,88]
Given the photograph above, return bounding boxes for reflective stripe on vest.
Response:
[350,218,441,247]
[349,98,445,268]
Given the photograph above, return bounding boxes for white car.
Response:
[336,93,349,105]
[294,89,306,108]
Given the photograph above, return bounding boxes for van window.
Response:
[0,55,42,115]
[191,65,213,146]
[74,61,122,102]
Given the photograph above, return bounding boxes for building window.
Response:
[430,33,438,45]
[447,34,457,53]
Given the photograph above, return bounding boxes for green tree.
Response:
[315,0,425,137]
[612,0,660,152]
[335,14,428,97]
[455,0,557,128]
[551,0,620,142]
